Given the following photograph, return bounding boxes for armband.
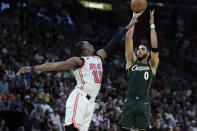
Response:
[152,47,159,52]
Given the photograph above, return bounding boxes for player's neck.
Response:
[81,52,92,56]
[84,54,92,56]
[139,59,147,64]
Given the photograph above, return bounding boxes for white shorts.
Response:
[64,88,95,131]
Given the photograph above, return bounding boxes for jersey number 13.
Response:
[92,70,102,84]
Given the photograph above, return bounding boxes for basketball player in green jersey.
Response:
[120,10,159,131]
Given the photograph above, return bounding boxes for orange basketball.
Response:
[130,0,147,12]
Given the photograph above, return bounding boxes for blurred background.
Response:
[0,0,197,131]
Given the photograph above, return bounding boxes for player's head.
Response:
[137,43,151,62]
[75,41,95,56]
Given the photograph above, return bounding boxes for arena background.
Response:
[0,0,197,130]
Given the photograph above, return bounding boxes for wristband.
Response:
[150,24,155,29]
[126,23,135,30]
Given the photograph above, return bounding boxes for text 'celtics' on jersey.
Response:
[127,60,154,98]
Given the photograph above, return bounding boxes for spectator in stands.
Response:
[0,119,9,131]
[0,96,5,110]
[10,94,22,112]
[92,109,103,127]
[25,112,40,131]
[23,95,34,114]
[50,108,62,131]
[190,120,197,131]
[56,93,66,113]
[151,118,164,131]
[0,76,9,94]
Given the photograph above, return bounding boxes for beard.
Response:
[137,53,147,61]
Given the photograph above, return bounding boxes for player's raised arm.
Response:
[125,12,143,69]
[96,28,128,60]
[149,10,159,74]
[96,12,142,60]
[16,57,83,76]
[125,26,136,69]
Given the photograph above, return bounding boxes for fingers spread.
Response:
[152,9,155,14]
[150,9,155,16]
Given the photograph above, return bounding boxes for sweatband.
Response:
[152,47,159,52]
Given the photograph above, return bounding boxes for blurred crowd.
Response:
[0,0,197,131]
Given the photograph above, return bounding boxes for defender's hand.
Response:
[16,67,31,76]
[150,10,155,25]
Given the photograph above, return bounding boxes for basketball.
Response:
[130,0,147,12]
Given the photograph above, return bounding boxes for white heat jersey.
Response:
[73,56,103,99]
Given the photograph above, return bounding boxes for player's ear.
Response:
[147,51,150,56]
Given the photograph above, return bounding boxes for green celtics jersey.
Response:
[127,60,154,98]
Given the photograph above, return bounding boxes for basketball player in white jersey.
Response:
[16,13,141,131]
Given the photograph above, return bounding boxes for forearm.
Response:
[126,26,135,41]
[112,28,128,41]
[104,28,127,52]
[33,63,58,72]
[104,26,131,55]
[22,63,59,74]
[103,14,137,55]
[24,63,64,73]
[16,57,80,76]
[150,28,158,48]
[125,26,135,52]
[125,26,135,63]
[109,23,135,42]
[33,58,79,72]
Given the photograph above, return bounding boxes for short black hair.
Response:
[75,41,84,56]
[139,43,152,52]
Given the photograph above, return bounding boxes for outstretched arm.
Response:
[16,57,83,76]
[149,10,159,74]
[125,12,143,69]
[125,26,136,69]
[96,12,141,60]
[96,28,129,60]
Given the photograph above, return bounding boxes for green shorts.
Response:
[120,97,150,130]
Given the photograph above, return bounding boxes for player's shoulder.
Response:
[85,56,102,61]
[70,57,84,66]
[70,56,82,61]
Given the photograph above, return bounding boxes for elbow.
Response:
[51,63,58,70]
